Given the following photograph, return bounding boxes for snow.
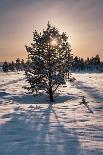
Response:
[0,71,103,155]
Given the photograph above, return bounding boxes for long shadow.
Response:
[50,106,81,155]
[0,92,10,97]
[74,80,103,103]
[0,104,81,155]
[0,78,25,88]
[0,91,78,104]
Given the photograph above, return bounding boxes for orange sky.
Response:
[0,0,103,62]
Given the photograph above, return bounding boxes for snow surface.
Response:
[0,72,103,155]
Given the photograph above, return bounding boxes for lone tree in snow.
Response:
[25,22,72,102]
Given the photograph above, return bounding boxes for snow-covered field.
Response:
[0,72,103,155]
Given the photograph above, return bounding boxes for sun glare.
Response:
[51,39,58,47]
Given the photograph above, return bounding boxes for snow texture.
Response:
[0,72,103,155]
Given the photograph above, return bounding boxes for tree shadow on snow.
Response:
[0,91,10,97]
[0,104,81,155]
[74,80,103,103]
[1,92,78,105]
[0,78,25,88]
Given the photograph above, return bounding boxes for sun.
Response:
[50,38,58,47]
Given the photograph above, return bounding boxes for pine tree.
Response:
[2,61,9,72]
[25,22,72,102]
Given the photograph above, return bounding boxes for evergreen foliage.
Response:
[25,22,72,102]
[71,54,103,72]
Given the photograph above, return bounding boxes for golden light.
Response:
[50,38,58,47]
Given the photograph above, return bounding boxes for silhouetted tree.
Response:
[2,61,8,72]
[11,61,15,71]
[71,54,103,72]
[15,58,21,71]
[21,59,25,71]
[25,22,72,102]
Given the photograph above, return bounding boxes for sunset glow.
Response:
[50,39,58,47]
[0,0,103,61]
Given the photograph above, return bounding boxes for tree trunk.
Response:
[49,89,54,102]
[48,78,54,102]
[48,45,54,102]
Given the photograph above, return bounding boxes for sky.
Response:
[0,0,103,61]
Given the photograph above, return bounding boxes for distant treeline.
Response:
[2,58,30,72]
[1,54,103,73]
[71,54,103,72]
